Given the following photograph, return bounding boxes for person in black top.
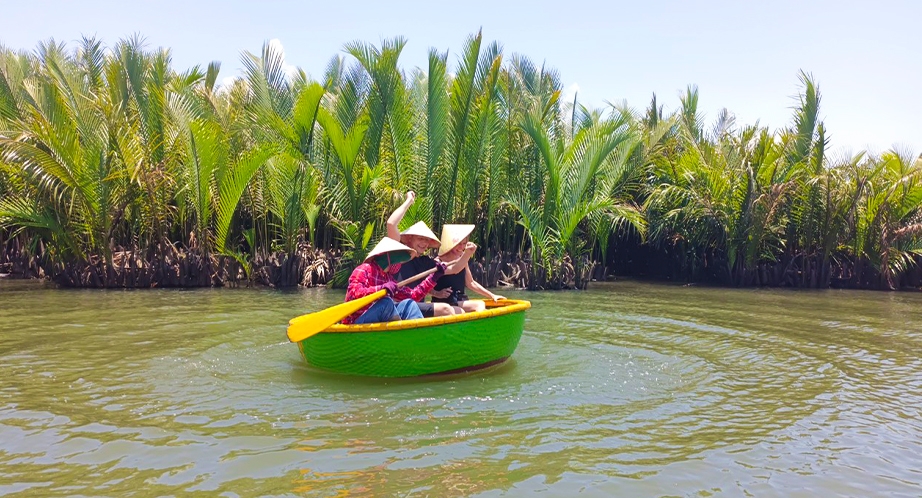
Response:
[433,224,505,312]
[386,192,473,317]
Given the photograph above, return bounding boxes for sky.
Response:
[3,0,920,156]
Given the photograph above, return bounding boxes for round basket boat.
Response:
[297,299,531,377]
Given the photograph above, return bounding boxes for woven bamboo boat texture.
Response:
[297,299,531,377]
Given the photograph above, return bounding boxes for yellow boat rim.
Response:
[322,299,531,334]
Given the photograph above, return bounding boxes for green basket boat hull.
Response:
[297,307,526,377]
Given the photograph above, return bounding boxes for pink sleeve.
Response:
[400,274,437,302]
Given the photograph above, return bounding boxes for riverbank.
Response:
[0,235,337,288]
[5,232,922,291]
[0,234,600,290]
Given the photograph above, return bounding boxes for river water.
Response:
[1,279,921,496]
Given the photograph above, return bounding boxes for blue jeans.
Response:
[354,298,423,324]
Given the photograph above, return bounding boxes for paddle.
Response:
[286,267,440,343]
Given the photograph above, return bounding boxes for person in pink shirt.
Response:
[343,237,446,324]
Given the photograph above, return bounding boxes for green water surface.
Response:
[1,279,921,496]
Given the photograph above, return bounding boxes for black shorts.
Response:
[417,302,434,318]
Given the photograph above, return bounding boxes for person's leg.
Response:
[432,302,457,316]
[354,299,399,324]
[459,299,486,313]
[418,302,435,318]
[395,299,424,320]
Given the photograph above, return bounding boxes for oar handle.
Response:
[394,256,462,287]
[396,267,437,287]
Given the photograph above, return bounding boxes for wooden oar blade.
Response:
[287,290,386,343]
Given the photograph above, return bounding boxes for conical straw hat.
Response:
[400,221,440,248]
[364,237,416,262]
[438,224,475,256]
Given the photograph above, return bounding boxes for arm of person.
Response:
[396,271,440,302]
[443,242,476,275]
[386,191,415,240]
[429,287,452,299]
[464,265,505,301]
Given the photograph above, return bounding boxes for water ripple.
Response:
[2,280,922,496]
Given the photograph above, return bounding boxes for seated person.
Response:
[343,237,445,325]
[386,191,474,317]
[432,224,505,313]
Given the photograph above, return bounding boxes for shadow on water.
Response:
[287,358,521,391]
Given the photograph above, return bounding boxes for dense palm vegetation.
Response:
[1,33,920,290]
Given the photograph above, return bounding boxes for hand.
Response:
[463,242,477,253]
[430,288,452,299]
[405,191,416,205]
[491,294,506,301]
[433,261,448,278]
[381,281,398,296]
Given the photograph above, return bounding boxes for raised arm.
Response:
[443,242,477,275]
[386,191,416,240]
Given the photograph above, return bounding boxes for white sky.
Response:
[3,0,920,155]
